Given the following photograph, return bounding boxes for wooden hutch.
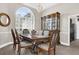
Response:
[41,12,60,44]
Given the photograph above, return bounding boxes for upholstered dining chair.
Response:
[37,30,59,55]
[41,30,49,43]
[43,30,49,36]
[23,29,30,35]
[31,30,37,35]
[15,29,32,55]
[11,29,17,49]
[22,29,32,42]
[11,29,24,50]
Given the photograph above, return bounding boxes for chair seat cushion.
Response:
[20,41,32,46]
[38,43,49,51]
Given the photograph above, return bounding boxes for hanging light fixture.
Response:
[36,3,43,12]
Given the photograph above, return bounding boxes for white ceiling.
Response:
[23,3,58,12]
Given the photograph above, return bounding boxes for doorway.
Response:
[70,18,75,42]
[69,14,79,45]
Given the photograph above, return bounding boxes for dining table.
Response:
[20,34,51,54]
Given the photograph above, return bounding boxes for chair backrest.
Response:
[11,29,16,44]
[23,29,30,34]
[43,30,49,36]
[31,30,37,35]
[37,30,43,35]
[49,30,59,48]
[15,29,20,44]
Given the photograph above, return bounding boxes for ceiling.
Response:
[23,3,58,12]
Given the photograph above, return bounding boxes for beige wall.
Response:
[0,3,12,47]
[42,3,79,46]
[0,3,41,47]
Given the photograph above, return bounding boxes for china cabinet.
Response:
[41,12,60,44]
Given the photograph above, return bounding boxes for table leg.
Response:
[31,41,38,54]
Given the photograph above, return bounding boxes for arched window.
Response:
[15,7,35,33]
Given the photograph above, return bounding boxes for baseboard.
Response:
[0,42,13,48]
[60,42,70,46]
[0,41,70,48]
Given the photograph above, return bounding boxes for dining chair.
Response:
[11,29,24,50]
[23,29,30,35]
[41,30,49,43]
[15,29,32,55]
[43,30,49,36]
[37,30,59,55]
[11,29,18,49]
[22,29,32,42]
[31,30,37,35]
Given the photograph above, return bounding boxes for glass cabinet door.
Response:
[41,12,60,31]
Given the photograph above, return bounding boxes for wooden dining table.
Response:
[20,34,51,54]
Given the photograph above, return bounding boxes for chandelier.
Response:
[36,3,43,12]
